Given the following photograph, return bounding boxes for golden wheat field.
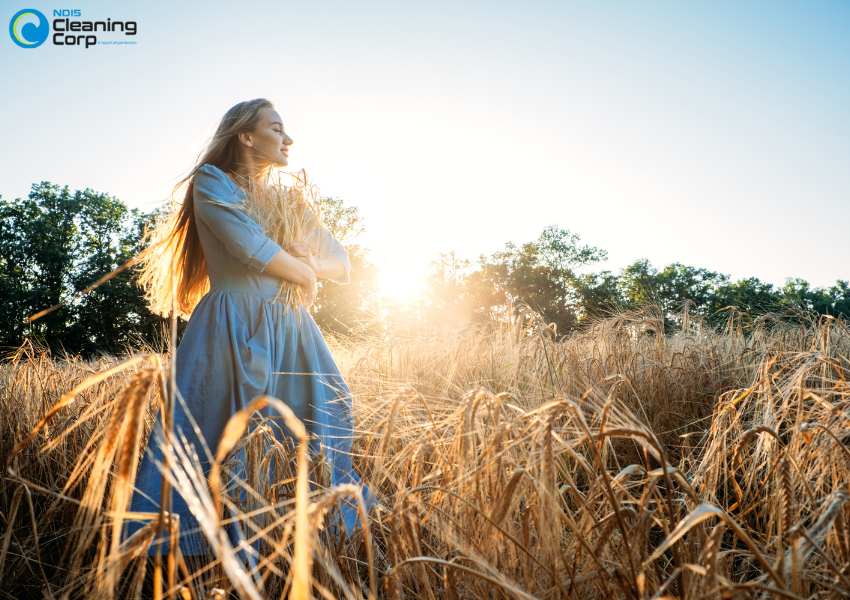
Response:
[1,305,849,599]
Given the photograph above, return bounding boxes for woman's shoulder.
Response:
[194,163,242,198]
[197,162,232,184]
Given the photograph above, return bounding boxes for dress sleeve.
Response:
[192,165,284,273]
[310,223,351,285]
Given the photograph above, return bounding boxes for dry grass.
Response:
[1,304,848,599]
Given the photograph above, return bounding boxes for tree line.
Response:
[420,225,849,337]
[2,181,847,359]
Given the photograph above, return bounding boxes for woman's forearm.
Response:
[263,249,315,286]
[311,255,348,283]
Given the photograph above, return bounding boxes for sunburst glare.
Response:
[374,258,427,306]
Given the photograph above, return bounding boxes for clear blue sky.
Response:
[2,1,848,300]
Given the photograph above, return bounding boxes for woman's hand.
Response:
[285,240,313,258]
[293,252,320,279]
[286,240,320,305]
[300,266,318,308]
[287,240,319,274]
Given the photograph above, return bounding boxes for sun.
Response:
[375,260,427,306]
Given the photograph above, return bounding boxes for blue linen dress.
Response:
[123,163,369,562]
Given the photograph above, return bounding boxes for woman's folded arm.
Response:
[193,165,284,274]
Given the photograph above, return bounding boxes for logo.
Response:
[8,7,139,49]
[9,8,49,48]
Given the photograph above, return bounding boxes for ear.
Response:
[238,131,254,148]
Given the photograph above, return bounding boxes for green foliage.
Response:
[0,183,169,358]
[614,260,730,329]
[429,234,850,335]
[474,226,608,334]
[570,270,626,321]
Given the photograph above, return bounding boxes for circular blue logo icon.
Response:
[9,8,49,48]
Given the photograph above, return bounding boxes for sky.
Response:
[2,0,848,302]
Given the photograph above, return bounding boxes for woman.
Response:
[123,98,371,565]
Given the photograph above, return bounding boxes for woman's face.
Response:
[241,106,293,167]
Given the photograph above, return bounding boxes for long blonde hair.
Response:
[135,98,323,321]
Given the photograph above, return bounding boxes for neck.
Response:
[230,156,268,191]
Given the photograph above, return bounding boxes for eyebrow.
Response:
[271,121,283,127]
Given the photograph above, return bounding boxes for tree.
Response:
[571,270,625,322]
[826,280,850,317]
[0,183,168,359]
[472,226,607,335]
[708,277,780,325]
[618,261,731,328]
